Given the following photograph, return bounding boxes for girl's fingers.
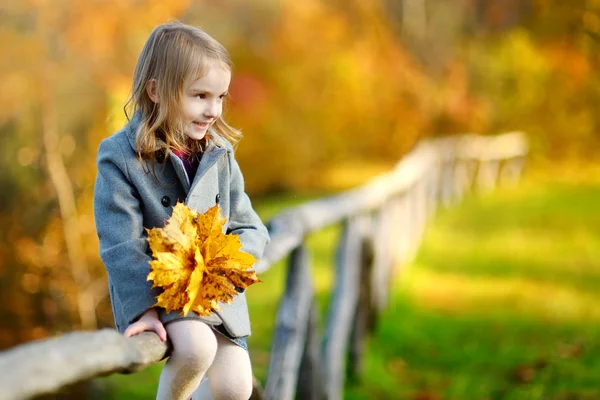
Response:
[123,319,166,342]
[123,325,141,338]
[124,321,150,337]
[153,321,168,342]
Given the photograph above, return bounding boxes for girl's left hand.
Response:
[123,308,168,342]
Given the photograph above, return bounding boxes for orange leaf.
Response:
[146,202,259,316]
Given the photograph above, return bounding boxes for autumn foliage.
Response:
[0,0,599,352]
[146,203,259,317]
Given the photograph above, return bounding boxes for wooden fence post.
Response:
[476,159,500,192]
[264,244,314,400]
[390,194,406,269]
[500,156,526,187]
[297,300,325,400]
[348,230,376,380]
[322,216,363,400]
[372,204,393,312]
[453,159,469,202]
[403,188,420,264]
[414,178,428,245]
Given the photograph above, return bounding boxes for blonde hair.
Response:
[124,21,242,162]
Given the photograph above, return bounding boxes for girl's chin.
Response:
[185,129,208,141]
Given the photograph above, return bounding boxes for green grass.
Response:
[345,171,600,400]
[97,167,600,399]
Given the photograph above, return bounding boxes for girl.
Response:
[93,22,269,400]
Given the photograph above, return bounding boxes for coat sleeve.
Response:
[94,138,158,329]
[226,151,270,262]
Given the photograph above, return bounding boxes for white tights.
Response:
[156,320,253,400]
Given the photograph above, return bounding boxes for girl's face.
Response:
[181,61,231,141]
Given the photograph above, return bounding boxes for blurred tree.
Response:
[0,0,498,351]
[464,0,600,157]
[2,0,598,358]
[205,0,442,193]
[0,0,190,348]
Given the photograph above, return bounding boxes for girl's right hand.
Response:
[123,308,168,342]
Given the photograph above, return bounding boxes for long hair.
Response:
[124,21,242,164]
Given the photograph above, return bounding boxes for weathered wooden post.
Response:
[348,218,376,379]
[437,138,457,207]
[500,156,527,187]
[371,202,393,312]
[296,300,324,400]
[476,158,500,192]
[322,216,363,400]
[264,245,314,400]
[426,159,441,218]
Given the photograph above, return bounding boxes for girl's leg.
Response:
[205,333,253,400]
[156,320,218,400]
[190,377,211,400]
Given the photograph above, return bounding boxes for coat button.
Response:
[161,196,170,207]
[215,194,220,204]
[156,150,165,163]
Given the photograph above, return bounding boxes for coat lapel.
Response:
[168,152,191,192]
[124,111,227,195]
[168,139,226,197]
[189,141,226,194]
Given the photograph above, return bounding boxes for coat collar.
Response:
[125,110,227,192]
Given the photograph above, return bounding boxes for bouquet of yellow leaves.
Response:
[146,202,259,317]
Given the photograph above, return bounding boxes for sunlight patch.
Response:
[404,269,600,322]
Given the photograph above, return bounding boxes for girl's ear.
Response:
[146,79,159,103]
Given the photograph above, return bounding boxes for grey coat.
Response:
[93,113,269,338]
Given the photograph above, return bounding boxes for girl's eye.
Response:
[218,94,226,100]
[196,93,206,99]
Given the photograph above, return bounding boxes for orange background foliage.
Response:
[0,0,598,349]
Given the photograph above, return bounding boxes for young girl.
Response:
[93,22,269,400]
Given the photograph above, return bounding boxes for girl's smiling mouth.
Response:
[193,121,210,129]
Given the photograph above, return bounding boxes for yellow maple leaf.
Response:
[146,202,259,316]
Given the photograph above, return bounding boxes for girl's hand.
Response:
[123,308,168,342]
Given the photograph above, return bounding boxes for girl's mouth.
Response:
[193,121,210,129]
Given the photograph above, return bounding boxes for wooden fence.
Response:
[0,132,528,400]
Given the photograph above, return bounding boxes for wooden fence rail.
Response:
[0,132,528,400]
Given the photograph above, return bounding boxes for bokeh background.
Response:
[2,0,600,398]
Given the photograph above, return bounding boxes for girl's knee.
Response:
[171,344,216,374]
[211,375,253,400]
[209,353,253,400]
[168,321,218,372]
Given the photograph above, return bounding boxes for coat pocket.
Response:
[214,292,251,337]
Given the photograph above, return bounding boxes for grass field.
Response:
[98,165,600,399]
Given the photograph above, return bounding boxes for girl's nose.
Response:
[204,101,219,118]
